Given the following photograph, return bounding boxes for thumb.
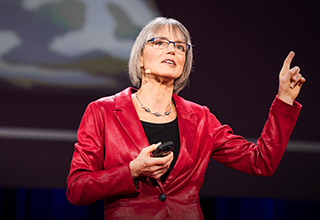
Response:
[144,142,161,153]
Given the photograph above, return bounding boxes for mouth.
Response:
[162,59,176,66]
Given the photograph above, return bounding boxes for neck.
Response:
[136,81,174,113]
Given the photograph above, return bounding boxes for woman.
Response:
[67,17,305,219]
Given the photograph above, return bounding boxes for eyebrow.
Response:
[155,36,186,43]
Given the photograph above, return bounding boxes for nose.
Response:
[166,42,175,53]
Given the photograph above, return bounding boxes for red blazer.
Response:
[67,87,301,220]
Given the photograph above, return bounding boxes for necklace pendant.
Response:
[154,112,161,117]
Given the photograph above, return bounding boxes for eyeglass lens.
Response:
[152,38,188,53]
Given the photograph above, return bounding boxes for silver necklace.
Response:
[135,93,172,117]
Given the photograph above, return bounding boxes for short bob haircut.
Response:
[128,17,193,94]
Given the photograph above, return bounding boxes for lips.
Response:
[162,59,176,66]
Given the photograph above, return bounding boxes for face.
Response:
[140,27,186,82]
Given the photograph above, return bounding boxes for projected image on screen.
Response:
[0,0,160,91]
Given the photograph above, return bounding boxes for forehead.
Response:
[153,25,185,41]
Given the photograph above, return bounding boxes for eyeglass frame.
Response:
[146,37,191,54]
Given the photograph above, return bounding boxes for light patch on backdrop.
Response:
[0,0,160,91]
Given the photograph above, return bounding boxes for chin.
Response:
[160,71,182,78]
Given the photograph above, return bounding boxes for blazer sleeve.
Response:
[208,96,302,176]
[66,102,140,206]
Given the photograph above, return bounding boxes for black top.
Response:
[141,118,180,183]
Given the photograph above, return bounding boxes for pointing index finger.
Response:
[280,51,295,78]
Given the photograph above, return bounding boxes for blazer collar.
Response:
[113,87,149,152]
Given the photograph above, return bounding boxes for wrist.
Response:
[277,94,294,106]
[129,159,139,179]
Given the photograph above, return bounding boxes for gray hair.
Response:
[128,17,193,94]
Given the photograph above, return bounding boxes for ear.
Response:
[140,55,144,68]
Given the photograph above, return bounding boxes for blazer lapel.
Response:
[163,94,198,188]
[113,87,149,152]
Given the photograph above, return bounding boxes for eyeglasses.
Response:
[147,37,190,54]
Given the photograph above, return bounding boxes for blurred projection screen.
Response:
[0,0,160,92]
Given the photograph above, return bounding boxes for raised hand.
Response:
[278,51,306,105]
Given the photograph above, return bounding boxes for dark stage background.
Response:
[0,0,319,219]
